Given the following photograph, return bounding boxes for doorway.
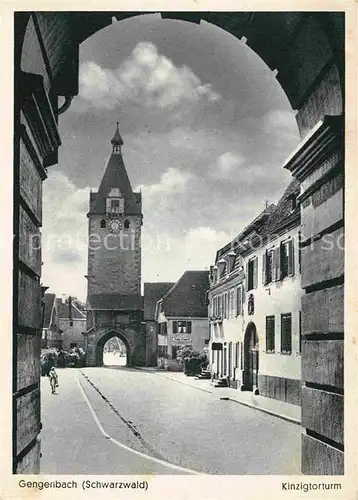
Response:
[102,336,128,366]
[242,322,259,392]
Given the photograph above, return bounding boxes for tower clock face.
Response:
[108,219,122,233]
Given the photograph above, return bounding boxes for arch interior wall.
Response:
[13,11,344,474]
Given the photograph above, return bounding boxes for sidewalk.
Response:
[137,368,301,425]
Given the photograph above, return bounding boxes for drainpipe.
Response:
[58,95,73,115]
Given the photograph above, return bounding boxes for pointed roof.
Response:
[56,298,86,320]
[86,293,143,310]
[89,124,141,215]
[143,282,175,320]
[43,293,56,329]
[160,271,209,317]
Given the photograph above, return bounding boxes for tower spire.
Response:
[111,121,123,154]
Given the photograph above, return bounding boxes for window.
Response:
[226,252,236,273]
[265,316,275,352]
[70,342,78,348]
[214,297,218,316]
[281,313,292,354]
[100,219,106,228]
[172,321,192,334]
[107,197,124,214]
[172,346,178,360]
[236,286,243,316]
[69,320,73,327]
[246,257,258,291]
[262,249,274,285]
[124,219,130,229]
[158,345,168,357]
[159,323,167,335]
[280,239,295,279]
[224,293,229,319]
[290,193,298,212]
[228,342,232,377]
[111,199,120,210]
[218,295,222,317]
[235,342,240,367]
[229,289,235,318]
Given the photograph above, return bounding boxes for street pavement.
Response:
[40,369,187,474]
[40,367,301,475]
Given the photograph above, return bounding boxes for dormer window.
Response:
[225,251,236,273]
[111,199,120,211]
[217,259,226,279]
[106,196,124,214]
[288,193,298,212]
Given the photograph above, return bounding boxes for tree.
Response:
[177,346,208,376]
[64,296,86,312]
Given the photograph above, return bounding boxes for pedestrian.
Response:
[211,361,217,381]
[48,366,59,394]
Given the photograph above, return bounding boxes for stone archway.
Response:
[242,322,259,394]
[13,11,345,474]
[95,330,131,367]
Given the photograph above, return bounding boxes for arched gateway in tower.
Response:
[82,124,145,366]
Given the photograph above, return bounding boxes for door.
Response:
[243,323,259,390]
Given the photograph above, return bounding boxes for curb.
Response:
[133,367,301,425]
[225,397,301,425]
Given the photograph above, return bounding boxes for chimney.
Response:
[68,296,72,321]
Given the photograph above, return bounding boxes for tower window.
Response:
[111,199,120,211]
[107,197,124,214]
[100,219,106,228]
[124,219,130,229]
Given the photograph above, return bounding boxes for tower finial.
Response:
[111,121,123,153]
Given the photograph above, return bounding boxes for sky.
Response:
[42,13,300,302]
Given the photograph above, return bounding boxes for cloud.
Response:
[42,172,90,300]
[78,42,220,111]
[142,226,232,283]
[209,152,245,180]
[262,109,297,133]
[135,167,192,197]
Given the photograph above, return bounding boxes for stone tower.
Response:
[83,123,145,366]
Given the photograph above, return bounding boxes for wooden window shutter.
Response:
[262,251,267,285]
[236,286,242,315]
[288,238,295,276]
[245,262,249,291]
[253,257,258,288]
[272,249,276,282]
[275,246,281,281]
[187,321,192,333]
[172,321,177,334]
